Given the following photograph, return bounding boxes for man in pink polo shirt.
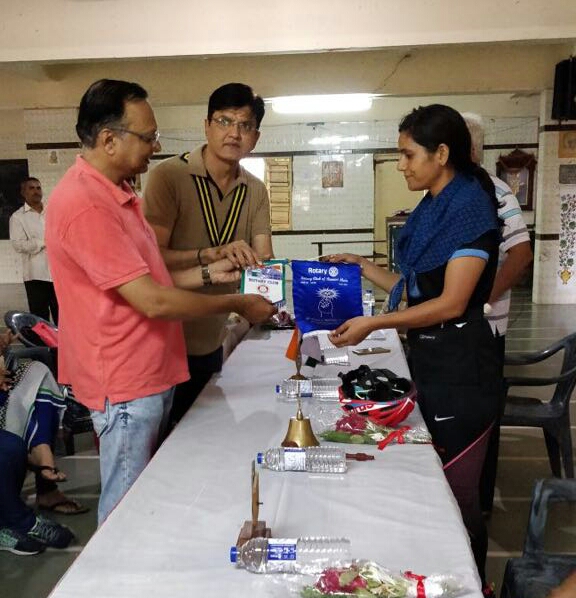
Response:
[46,79,276,524]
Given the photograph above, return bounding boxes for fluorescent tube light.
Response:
[308,134,369,146]
[271,94,373,114]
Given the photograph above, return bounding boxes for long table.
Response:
[49,328,482,598]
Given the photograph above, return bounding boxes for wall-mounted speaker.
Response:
[552,57,576,120]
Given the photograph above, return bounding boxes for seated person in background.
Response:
[0,330,88,515]
[0,430,74,554]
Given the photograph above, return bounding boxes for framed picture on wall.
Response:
[558,131,576,158]
[322,160,343,188]
[496,149,537,211]
[0,159,29,240]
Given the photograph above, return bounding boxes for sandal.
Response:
[28,465,67,483]
[37,498,89,516]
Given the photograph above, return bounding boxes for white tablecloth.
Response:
[49,328,482,598]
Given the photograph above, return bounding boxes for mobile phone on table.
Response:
[352,347,391,355]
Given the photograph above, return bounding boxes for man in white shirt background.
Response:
[9,177,59,324]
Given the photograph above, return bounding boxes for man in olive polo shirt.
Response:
[143,82,274,423]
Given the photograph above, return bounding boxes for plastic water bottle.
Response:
[230,536,351,574]
[362,289,375,317]
[257,447,347,473]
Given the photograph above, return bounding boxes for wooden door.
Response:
[373,153,421,267]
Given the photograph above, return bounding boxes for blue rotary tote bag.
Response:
[291,260,363,334]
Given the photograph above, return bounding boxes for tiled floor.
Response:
[486,289,576,592]
[1,283,575,597]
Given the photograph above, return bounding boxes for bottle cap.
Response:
[256,452,263,464]
[230,546,238,563]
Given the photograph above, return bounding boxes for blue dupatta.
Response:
[388,173,499,311]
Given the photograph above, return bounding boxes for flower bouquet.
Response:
[300,562,465,598]
[320,413,431,450]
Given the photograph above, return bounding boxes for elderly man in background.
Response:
[463,113,534,514]
[144,82,274,424]
[46,79,275,524]
[10,177,59,324]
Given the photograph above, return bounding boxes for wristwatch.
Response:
[201,265,212,286]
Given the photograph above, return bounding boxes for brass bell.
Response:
[281,405,319,448]
[283,331,317,447]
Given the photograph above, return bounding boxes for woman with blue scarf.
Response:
[326,104,502,593]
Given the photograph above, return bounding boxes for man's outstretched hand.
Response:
[235,294,278,324]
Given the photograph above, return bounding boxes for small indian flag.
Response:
[285,327,299,361]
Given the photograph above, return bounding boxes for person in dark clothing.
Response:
[0,430,74,554]
[1,330,88,515]
[324,104,503,592]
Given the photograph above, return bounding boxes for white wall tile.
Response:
[0,241,23,283]
[292,153,373,230]
[0,106,544,294]
[23,108,77,144]
[272,232,374,279]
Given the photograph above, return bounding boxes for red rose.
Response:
[335,413,367,433]
[340,573,367,592]
[315,567,368,594]
[315,568,343,593]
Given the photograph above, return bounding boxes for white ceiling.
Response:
[0,0,575,63]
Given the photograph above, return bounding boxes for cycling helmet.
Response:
[338,365,417,426]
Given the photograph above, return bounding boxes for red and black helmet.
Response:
[338,365,417,426]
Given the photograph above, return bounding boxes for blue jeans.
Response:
[91,388,174,525]
[0,430,36,533]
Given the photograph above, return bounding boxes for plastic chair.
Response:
[502,332,576,478]
[4,310,94,455]
[4,310,57,348]
[500,478,576,598]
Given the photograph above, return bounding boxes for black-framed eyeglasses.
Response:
[211,116,257,134]
[111,128,160,145]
